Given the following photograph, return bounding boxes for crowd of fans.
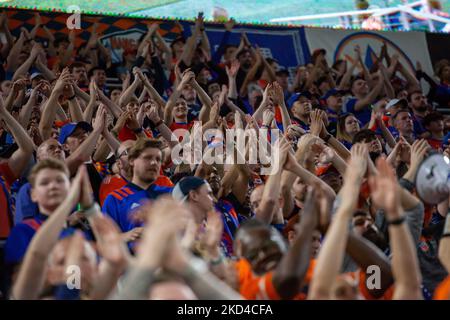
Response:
[0,11,450,300]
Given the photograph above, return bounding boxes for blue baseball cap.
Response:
[322,88,345,100]
[287,92,312,109]
[58,121,93,144]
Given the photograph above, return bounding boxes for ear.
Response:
[288,230,298,243]
[189,190,198,202]
[31,187,38,203]
[62,142,70,152]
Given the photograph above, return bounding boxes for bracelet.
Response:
[80,203,101,218]
[399,178,415,193]
[209,253,225,266]
[323,133,332,143]
[387,216,406,226]
[68,94,76,100]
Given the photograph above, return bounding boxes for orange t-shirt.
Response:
[234,259,281,300]
[434,276,450,300]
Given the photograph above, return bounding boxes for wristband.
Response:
[387,216,406,226]
[209,253,225,266]
[399,178,415,193]
[80,203,101,218]
[154,120,163,127]
[68,94,76,100]
[323,133,332,143]
[133,127,143,134]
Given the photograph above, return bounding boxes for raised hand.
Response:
[348,143,369,181]
[91,215,127,267]
[369,157,401,215]
[53,68,72,94]
[226,59,240,78]
[224,18,235,32]
[147,105,161,123]
[92,105,107,133]
[262,109,274,127]
[309,109,324,137]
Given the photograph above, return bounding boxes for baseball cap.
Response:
[287,92,312,109]
[275,68,289,77]
[172,176,207,202]
[385,98,408,111]
[30,72,44,81]
[322,88,344,100]
[58,121,93,144]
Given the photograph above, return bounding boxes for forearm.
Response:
[379,121,396,149]
[74,85,90,103]
[438,214,450,272]
[12,56,35,81]
[181,257,242,300]
[60,43,74,67]
[279,102,292,132]
[68,130,102,164]
[118,80,139,107]
[256,172,282,224]
[143,79,165,109]
[228,76,238,100]
[39,92,61,140]
[337,64,356,90]
[6,37,25,71]
[35,61,57,82]
[291,162,336,200]
[308,218,350,299]
[68,99,84,122]
[0,106,34,154]
[388,209,422,299]
[19,96,36,129]
[83,98,97,123]
[90,261,125,300]
[192,80,212,107]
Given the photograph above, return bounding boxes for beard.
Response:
[416,106,427,113]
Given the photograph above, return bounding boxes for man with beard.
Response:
[69,62,89,91]
[98,140,173,206]
[408,90,430,137]
[287,92,313,131]
[102,138,172,246]
[235,49,254,93]
[352,130,384,162]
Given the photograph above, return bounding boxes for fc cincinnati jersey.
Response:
[102,182,173,233]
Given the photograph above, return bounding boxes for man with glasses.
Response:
[102,138,173,248]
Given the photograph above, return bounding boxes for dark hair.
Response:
[237,49,251,59]
[224,44,238,52]
[128,138,163,162]
[423,111,444,128]
[54,34,69,48]
[69,62,86,73]
[352,129,377,144]
[88,66,105,79]
[235,218,270,240]
[407,89,424,102]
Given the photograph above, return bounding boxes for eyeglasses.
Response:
[117,149,128,158]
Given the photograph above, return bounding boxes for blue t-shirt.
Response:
[14,182,39,225]
[102,182,173,233]
[345,98,372,126]
[4,213,47,264]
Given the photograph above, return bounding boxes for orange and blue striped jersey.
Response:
[102,181,173,233]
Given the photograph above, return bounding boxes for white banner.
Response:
[304,28,434,80]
